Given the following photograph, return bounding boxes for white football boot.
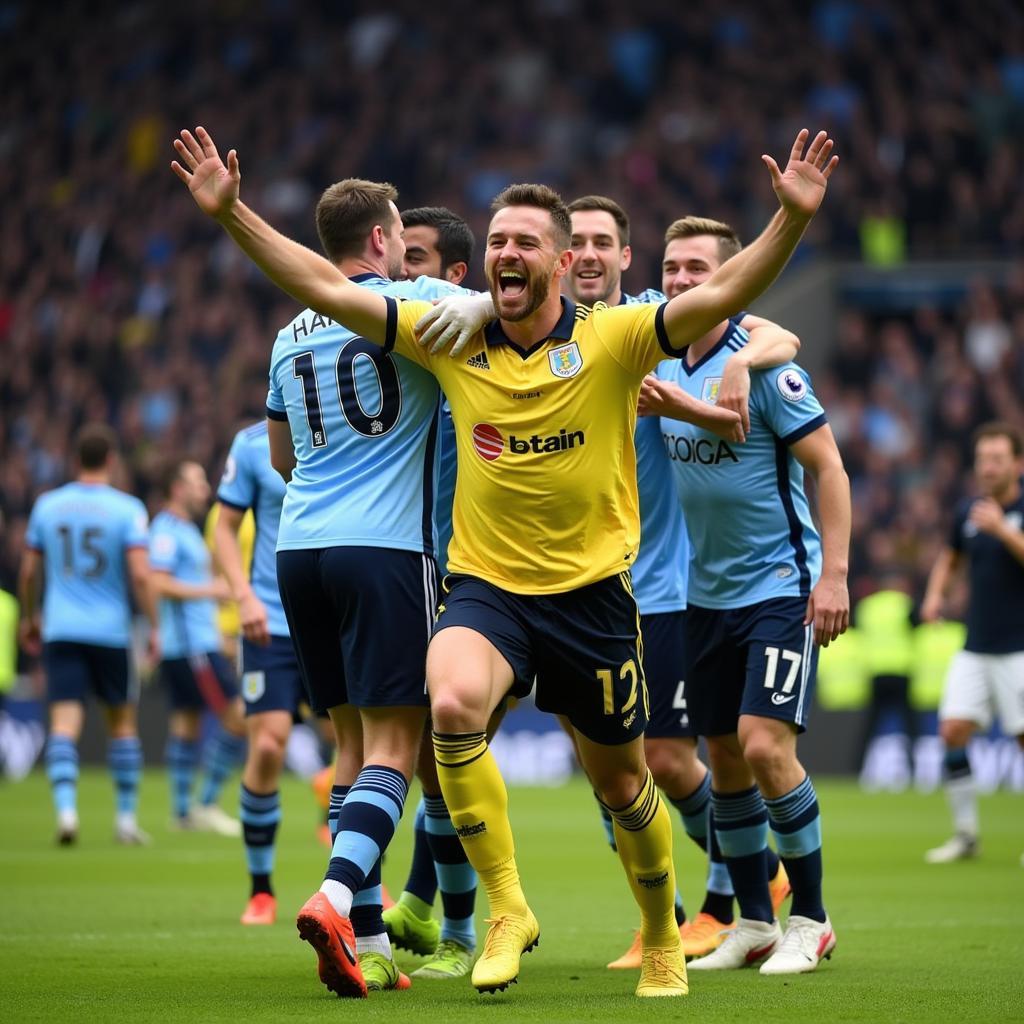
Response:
[924,833,978,864]
[687,917,781,970]
[760,915,836,975]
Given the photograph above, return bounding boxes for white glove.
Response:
[415,293,496,356]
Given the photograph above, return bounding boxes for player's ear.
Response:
[370,224,386,256]
[445,261,469,285]
[620,244,632,272]
[555,248,573,279]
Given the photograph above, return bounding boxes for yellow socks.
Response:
[606,770,679,949]
[433,731,527,918]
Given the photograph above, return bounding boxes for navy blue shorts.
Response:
[277,546,437,712]
[685,597,818,736]
[642,611,697,739]
[159,652,238,713]
[240,635,305,717]
[44,641,134,707]
[434,572,647,746]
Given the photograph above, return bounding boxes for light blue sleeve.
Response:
[149,521,178,573]
[124,497,149,549]
[410,276,477,300]
[217,431,258,511]
[752,364,827,444]
[629,287,667,304]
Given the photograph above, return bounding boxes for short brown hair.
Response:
[157,457,191,499]
[491,183,572,249]
[76,423,117,470]
[664,216,742,264]
[567,195,630,247]
[973,420,1023,457]
[316,179,398,263]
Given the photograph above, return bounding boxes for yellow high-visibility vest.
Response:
[911,620,966,710]
[854,590,915,676]
[816,627,870,710]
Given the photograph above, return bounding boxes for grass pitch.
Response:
[2,771,1021,1023]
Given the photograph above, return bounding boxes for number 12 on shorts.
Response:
[762,646,802,695]
[596,659,639,715]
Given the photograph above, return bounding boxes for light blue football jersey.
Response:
[150,511,220,658]
[266,273,467,554]
[657,321,826,609]
[26,482,149,647]
[216,421,289,638]
[621,290,687,615]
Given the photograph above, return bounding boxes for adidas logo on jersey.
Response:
[466,350,490,370]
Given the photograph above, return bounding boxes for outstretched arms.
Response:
[661,130,838,350]
[171,127,390,344]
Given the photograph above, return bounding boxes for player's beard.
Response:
[491,263,554,323]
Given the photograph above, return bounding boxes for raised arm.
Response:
[661,130,838,349]
[171,127,389,344]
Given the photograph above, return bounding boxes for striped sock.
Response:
[328,784,349,844]
[108,736,142,818]
[403,797,439,906]
[166,736,198,819]
[433,731,526,919]
[604,771,678,949]
[424,792,477,950]
[321,765,409,918]
[198,729,246,807]
[46,735,78,818]
[713,786,772,923]
[669,772,711,849]
[352,856,389,954]
[240,785,280,896]
[702,804,735,923]
[765,776,825,923]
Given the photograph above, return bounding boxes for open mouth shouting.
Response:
[497,267,528,300]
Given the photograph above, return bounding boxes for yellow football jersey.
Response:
[386,297,674,594]
[204,503,255,638]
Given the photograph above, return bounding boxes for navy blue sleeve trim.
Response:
[654,303,677,357]
[265,406,289,422]
[383,296,398,353]
[215,496,249,513]
[781,412,827,446]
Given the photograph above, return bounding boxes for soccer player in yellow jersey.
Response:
[171,123,838,998]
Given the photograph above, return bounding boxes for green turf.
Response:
[1,771,1021,1022]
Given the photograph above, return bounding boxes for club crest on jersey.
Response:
[701,377,722,405]
[548,342,583,379]
[242,671,266,703]
[776,368,807,402]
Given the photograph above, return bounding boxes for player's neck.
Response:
[499,292,565,348]
[76,470,108,486]
[338,256,390,281]
[685,319,730,365]
[164,499,191,522]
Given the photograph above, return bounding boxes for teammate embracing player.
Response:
[647,215,850,975]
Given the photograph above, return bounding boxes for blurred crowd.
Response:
[1,0,1023,603]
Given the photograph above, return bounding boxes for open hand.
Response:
[171,126,240,220]
[763,129,839,220]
